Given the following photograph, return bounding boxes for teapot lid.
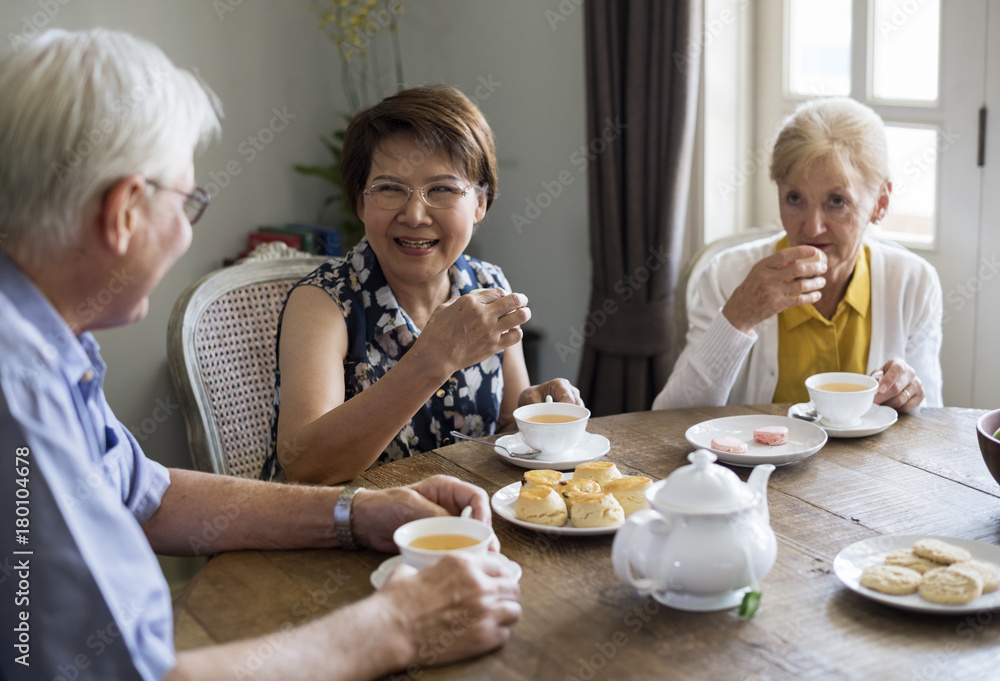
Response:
[650,450,756,514]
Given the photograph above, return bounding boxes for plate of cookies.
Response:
[684,415,827,467]
[834,534,1000,613]
[490,462,652,536]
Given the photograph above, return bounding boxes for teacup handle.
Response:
[612,510,670,593]
[545,395,553,403]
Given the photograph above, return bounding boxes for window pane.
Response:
[787,0,852,96]
[878,125,937,244]
[871,0,940,102]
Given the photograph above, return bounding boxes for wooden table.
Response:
[174,406,1000,680]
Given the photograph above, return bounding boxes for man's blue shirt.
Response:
[0,254,175,680]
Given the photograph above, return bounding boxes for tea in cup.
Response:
[805,372,878,428]
[512,401,590,454]
[392,516,493,570]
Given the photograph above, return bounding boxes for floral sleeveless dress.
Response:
[260,238,508,480]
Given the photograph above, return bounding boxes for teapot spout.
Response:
[748,463,775,519]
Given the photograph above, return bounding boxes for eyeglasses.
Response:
[363,181,480,210]
[146,179,211,225]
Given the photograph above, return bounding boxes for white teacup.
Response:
[805,372,878,428]
[512,400,590,454]
[392,516,493,571]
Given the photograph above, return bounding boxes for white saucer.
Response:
[369,553,522,590]
[788,403,897,438]
[684,415,827,467]
[493,432,610,470]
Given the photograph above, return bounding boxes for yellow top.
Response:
[772,237,872,404]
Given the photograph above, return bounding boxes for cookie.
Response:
[912,539,972,565]
[949,560,1000,593]
[884,549,940,575]
[919,567,983,605]
[860,565,922,595]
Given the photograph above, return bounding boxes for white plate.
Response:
[683,415,827,467]
[834,534,1000,613]
[787,402,897,438]
[490,475,622,536]
[493,432,610,470]
[369,553,522,590]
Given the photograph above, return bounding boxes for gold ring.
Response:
[902,388,912,403]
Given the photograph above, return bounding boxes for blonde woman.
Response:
[655,97,942,411]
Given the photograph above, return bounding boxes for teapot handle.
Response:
[612,510,670,593]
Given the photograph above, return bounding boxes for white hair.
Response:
[0,28,222,264]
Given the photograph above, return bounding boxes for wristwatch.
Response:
[334,486,361,550]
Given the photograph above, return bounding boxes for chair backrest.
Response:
[674,227,782,352]
[168,249,329,477]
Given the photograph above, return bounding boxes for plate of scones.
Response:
[834,534,1000,613]
[491,462,652,536]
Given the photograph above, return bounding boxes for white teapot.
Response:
[612,449,777,611]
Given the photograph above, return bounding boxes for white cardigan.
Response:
[653,233,943,409]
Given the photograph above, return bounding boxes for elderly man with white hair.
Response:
[0,28,519,681]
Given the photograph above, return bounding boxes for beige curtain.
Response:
[578,0,702,415]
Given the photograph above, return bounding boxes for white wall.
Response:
[0,0,589,477]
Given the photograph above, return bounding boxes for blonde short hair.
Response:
[0,29,221,265]
[769,97,889,191]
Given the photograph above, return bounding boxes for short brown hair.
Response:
[341,84,498,218]
[770,97,889,191]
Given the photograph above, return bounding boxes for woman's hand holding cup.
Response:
[417,288,531,374]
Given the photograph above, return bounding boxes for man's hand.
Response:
[376,553,522,667]
[352,475,495,552]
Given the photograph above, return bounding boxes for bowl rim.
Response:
[976,409,1000,445]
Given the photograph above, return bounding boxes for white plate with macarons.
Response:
[684,415,827,467]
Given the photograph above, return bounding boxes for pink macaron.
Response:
[753,425,789,446]
[710,435,748,454]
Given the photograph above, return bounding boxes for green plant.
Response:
[296,0,406,248]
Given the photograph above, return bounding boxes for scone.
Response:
[859,565,922,595]
[573,461,623,487]
[884,549,940,575]
[555,478,601,513]
[569,492,625,528]
[602,476,651,516]
[514,486,568,527]
[913,538,972,565]
[521,469,563,490]
[949,560,1000,593]
[919,566,983,605]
